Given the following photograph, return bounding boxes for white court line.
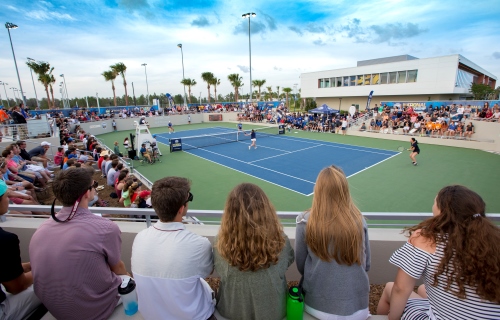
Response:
[249,144,325,163]
[191,147,316,185]
[185,151,311,196]
[346,152,401,180]
[265,134,397,155]
[239,141,289,153]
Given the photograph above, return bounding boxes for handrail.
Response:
[2,204,499,228]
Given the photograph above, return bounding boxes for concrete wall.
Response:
[2,217,406,285]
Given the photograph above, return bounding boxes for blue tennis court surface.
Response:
[155,127,399,195]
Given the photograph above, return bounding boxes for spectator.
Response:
[139,144,152,164]
[377,185,500,319]
[131,177,215,320]
[113,141,122,157]
[107,159,119,186]
[0,180,42,319]
[214,183,294,320]
[53,147,64,166]
[27,141,52,168]
[29,167,128,320]
[295,165,370,319]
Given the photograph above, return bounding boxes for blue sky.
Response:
[1,0,499,102]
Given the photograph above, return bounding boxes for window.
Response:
[389,72,397,84]
[397,71,406,83]
[407,70,418,83]
[357,75,364,86]
[330,78,335,87]
[380,73,388,84]
[364,74,372,85]
[324,78,330,87]
[372,74,380,85]
[336,77,343,87]
[350,76,356,86]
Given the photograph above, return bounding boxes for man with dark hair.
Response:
[107,159,119,186]
[0,180,42,319]
[131,177,215,320]
[27,141,52,168]
[29,167,128,320]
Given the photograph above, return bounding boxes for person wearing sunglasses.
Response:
[29,167,129,320]
[131,177,216,320]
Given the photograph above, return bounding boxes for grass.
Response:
[97,122,500,213]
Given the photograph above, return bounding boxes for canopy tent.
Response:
[309,104,339,114]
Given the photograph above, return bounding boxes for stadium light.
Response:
[242,13,256,105]
[5,22,27,107]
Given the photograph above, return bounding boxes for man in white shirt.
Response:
[131,177,215,320]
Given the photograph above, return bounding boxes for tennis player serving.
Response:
[409,137,420,166]
[244,129,257,150]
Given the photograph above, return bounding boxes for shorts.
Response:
[251,138,256,142]
[341,127,346,131]
[10,197,24,204]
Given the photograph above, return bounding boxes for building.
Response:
[300,54,497,111]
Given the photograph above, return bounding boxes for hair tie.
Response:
[472,213,481,219]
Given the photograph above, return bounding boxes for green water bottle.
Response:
[286,286,304,320]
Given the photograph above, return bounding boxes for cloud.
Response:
[493,52,500,59]
[288,26,303,36]
[370,23,427,43]
[305,24,325,34]
[237,65,249,73]
[191,16,210,27]
[234,12,276,35]
[6,5,21,12]
[273,66,282,71]
[313,39,326,46]
[339,18,366,42]
[39,1,54,8]
[26,10,77,21]
[119,0,149,10]
[259,12,277,31]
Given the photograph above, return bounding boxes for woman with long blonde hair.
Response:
[295,165,370,320]
[214,183,294,320]
[377,185,500,319]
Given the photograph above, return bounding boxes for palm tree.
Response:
[49,74,56,108]
[210,77,221,103]
[276,86,280,100]
[282,87,292,109]
[252,79,266,101]
[228,74,243,103]
[181,78,197,104]
[26,61,53,108]
[266,86,273,101]
[102,70,118,106]
[201,72,214,104]
[110,62,128,106]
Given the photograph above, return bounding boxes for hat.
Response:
[41,141,51,146]
[152,134,157,138]
[0,180,7,197]
[68,138,74,142]
[68,154,78,159]
[100,150,109,157]
[139,190,151,198]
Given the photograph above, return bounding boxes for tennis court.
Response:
[155,126,399,195]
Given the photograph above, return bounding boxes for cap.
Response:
[152,135,157,138]
[100,150,109,157]
[41,141,51,146]
[0,180,7,197]
[139,190,151,198]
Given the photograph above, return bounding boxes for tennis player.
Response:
[168,121,174,134]
[237,122,243,131]
[245,129,257,150]
[409,137,420,166]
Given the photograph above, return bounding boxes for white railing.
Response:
[2,204,499,228]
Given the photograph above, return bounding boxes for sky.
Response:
[0,0,499,103]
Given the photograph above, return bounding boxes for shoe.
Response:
[248,146,251,150]
[255,147,257,149]
[413,162,418,166]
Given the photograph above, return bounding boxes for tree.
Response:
[252,79,266,101]
[282,87,292,109]
[201,72,214,104]
[49,74,56,108]
[102,70,118,106]
[26,61,54,108]
[181,78,197,104]
[210,77,220,103]
[110,62,128,106]
[276,86,280,100]
[469,83,494,100]
[228,74,243,103]
[266,86,273,101]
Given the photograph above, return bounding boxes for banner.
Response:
[165,93,176,108]
[169,138,182,152]
[366,91,374,111]
[379,100,499,113]
[278,124,285,135]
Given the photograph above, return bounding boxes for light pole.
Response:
[10,87,18,103]
[242,13,256,105]
[141,63,150,105]
[60,74,70,108]
[177,44,188,108]
[27,57,40,108]
[293,83,298,111]
[0,82,10,107]
[5,22,27,108]
[59,82,66,108]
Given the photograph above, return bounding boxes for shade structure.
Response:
[309,104,339,114]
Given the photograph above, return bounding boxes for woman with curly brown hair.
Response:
[213,183,294,320]
[377,185,500,319]
[295,165,370,320]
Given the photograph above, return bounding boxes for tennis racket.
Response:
[397,146,406,151]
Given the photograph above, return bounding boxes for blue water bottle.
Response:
[118,275,138,316]
[286,286,304,320]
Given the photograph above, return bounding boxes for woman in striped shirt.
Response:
[377,185,500,319]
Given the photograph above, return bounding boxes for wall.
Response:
[2,217,407,285]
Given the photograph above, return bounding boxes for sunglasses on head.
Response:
[185,192,193,204]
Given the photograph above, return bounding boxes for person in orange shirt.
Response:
[433,122,442,137]
[0,106,9,140]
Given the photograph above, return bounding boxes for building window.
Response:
[350,76,356,86]
[389,72,397,84]
[397,71,407,83]
[456,69,474,88]
[364,74,372,85]
[343,76,349,86]
[407,70,418,83]
[356,75,364,86]
[372,74,380,85]
[380,73,388,84]
[336,77,343,87]
[324,78,330,87]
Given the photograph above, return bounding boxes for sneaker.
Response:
[255,147,257,149]
[413,162,418,166]
[248,146,251,150]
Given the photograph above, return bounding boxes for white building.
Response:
[300,54,497,111]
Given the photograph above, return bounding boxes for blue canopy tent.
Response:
[309,104,339,114]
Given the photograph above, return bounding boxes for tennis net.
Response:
[175,126,280,151]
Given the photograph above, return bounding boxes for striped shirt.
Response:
[390,241,500,320]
